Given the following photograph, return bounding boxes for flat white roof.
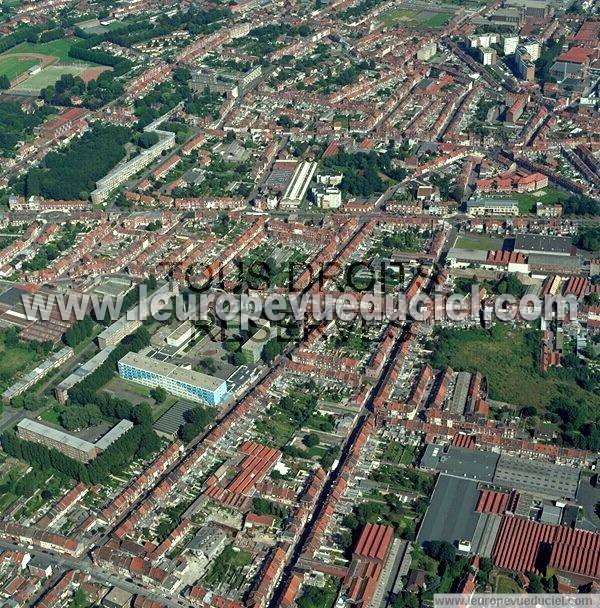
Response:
[120,351,225,392]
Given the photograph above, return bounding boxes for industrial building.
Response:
[505,0,550,19]
[97,282,178,348]
[493,453,581,500]
[416,474,490,554]
[513,234,573,256]
[280,161,317,207]
[118,351,228,406]
[488,7,523,28]
[187,526,228,559]
[550,47,595,82]
[492,516,600,583]
[420,445,581,501]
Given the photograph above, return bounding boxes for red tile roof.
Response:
[475,489,509,515]
[556,47,594,64]
[354,523,394,562]
[492,516,600,579]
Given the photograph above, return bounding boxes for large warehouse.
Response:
[513,234,574,257]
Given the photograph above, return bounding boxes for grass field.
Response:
[380,441,417,465]
[0,56,39,81]
[6,38,82,64]
[40,403,64,426]
[515,187,569,214]
[380,8,452,28]
[430,325,600,413]
[14,65,88,92]
[495,574,523,593]
[380,7,418,26]
[0,338,39,391]
[422,12,452,27]
[455,234,504,251]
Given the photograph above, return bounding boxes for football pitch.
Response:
[7,38,80,64]
[13,65,87,93]
[0,56,39,81]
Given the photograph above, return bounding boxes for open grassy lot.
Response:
[422,12,452,27]
[380,7,419,26]
[14,65,87,93]
[430,325,600,413]
[40,402,64,426]
[204,545,253,588]
[6,38,82,64]
[515,186,569,214]
[0,56,39,81]
[494,573,523,593]
[455,234,504,251]
[0,337,40,391]
[380,7,452,27]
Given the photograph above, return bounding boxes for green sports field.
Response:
[0,56,39,81]
[13,65,87,93]
[6,38,81,64]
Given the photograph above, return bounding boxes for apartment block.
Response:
[118,352,228,406]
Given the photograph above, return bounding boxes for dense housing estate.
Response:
[0,0,597,605]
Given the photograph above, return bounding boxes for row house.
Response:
[98,441,183,525]
[0,522,84,556]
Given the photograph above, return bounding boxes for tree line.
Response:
[322,148,407,197]
[40,72,124,111]
[1,423,160,485]
[64,317,96,348]
[178,405,214,443]
[26,124,131,200]
[67,325,151,403]
[0,24,45,54]
[0,102,55,156]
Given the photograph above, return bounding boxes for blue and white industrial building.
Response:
[118,351,228,406]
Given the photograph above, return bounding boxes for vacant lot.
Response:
[430,325,600,413]
[0,340,40,391]
[494,574,523,594]
[380,7,418,26]
[14,65,88,93]
[0,56,39,81]
[515,186,569,214]
[455,234,504,251]
[421,11,452,27]
[380,8,452,27]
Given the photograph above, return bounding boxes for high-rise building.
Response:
[118,352,229,406]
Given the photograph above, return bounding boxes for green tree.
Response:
[426,541,456,567]
[150,386,167,403]
[304,432,320,448]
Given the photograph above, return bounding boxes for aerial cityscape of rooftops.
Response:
[0,0,598,605]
